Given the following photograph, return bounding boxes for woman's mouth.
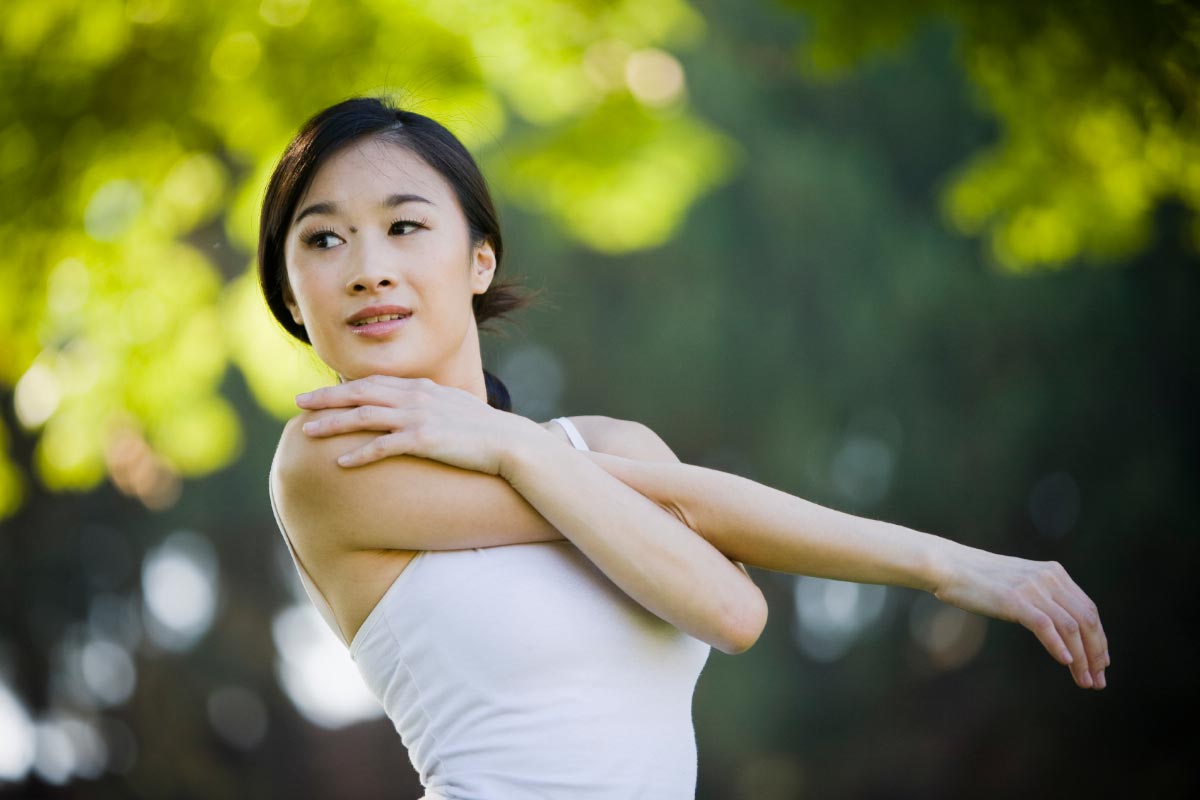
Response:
[348,313,412,338]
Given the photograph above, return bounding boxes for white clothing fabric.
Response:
[554,415,591,451]
[269,416,711,799]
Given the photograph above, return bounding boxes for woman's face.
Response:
[282,136,496,385]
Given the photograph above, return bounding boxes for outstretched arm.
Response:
[582,444,1109,690]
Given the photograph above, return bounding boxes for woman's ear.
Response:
[283,282,304,327]
[470,240,497,295]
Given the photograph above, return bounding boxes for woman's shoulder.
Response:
[545,415,681,462]
[273,408,568,553]
[274,408,354,476]
[271,407,396,516]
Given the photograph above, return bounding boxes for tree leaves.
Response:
[0,0,724,518]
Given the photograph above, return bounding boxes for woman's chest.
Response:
[377,542,711,691]
[312,416,604,643]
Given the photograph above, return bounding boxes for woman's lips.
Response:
[348,314,412,339]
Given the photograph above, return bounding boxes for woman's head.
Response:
[258,96,536,410]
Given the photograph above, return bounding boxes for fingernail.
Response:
[296,392,311,403]
[337,454,351,465]
[1097,671,1106,689]
[302,422,316,433]
[1082,672,1093,688]
[1062,650,1073,664]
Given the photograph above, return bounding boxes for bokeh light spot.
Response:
[14,361,61,430]
[830,434,894,507]
[84,180,142,241]
[140,530,219,652]
[271,603,384,729]
[80,639,137,708]
[910,593,988,670]
[625,48,686,107]
[210,31,262,82]
[259,0,311,27]
[0,679,35,782]
[793,577,887,662]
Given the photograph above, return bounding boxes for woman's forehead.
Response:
[302,138,450,208]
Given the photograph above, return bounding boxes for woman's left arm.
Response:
[584,441,1110,690]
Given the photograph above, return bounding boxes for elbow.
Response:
[714,589,769,655]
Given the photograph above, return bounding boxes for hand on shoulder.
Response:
[273,408,566,553]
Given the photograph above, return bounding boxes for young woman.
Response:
[261,96,1108,799]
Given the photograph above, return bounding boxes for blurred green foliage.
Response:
[0,0,728,518]
[784,0,1200,269]
[3,0,1195,518]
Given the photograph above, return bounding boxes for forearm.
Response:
[503,433,767,654]
[583,451,965,593]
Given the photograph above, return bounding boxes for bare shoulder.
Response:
[271,407,419,550]
[273,410,320,483]
[271,409,367,545]
[274,409,357,487]
[274,408,566,553]
[549,415,681,462]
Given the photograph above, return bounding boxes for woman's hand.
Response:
[931,544,1110,689]
[294,375,544,477]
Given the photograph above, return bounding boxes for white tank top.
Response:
[269,416,711,799]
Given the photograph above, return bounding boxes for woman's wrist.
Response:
[919,533,974,597]
[497,416,566,482]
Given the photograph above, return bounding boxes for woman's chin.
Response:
[337,363,424,382]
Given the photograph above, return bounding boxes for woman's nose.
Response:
[347,271,395,292]
[345,237,401,293]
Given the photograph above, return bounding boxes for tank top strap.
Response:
[550,417,590,451]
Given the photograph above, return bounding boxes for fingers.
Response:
[300,406,427,467]
[336,431,414,467]
[1052,585,1109,689]
[1039,599,1094,688]
[1019,564,1110,691]
[301,405,401,436]
[1057,568,1110,687]
[1020,605,1076,671]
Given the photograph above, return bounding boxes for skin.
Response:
[277,135,1108,685]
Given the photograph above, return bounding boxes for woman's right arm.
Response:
[273,410,767,655]
[274,412,563,549]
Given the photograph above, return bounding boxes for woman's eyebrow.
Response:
[293,193,435,226]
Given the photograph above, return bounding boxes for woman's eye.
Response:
[391,219,425,235]
[304,229,341,249]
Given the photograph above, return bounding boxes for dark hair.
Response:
[257,95,543,412]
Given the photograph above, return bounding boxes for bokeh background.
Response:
[1,0,1197,797]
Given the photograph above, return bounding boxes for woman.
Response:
[262,96,1108,799]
